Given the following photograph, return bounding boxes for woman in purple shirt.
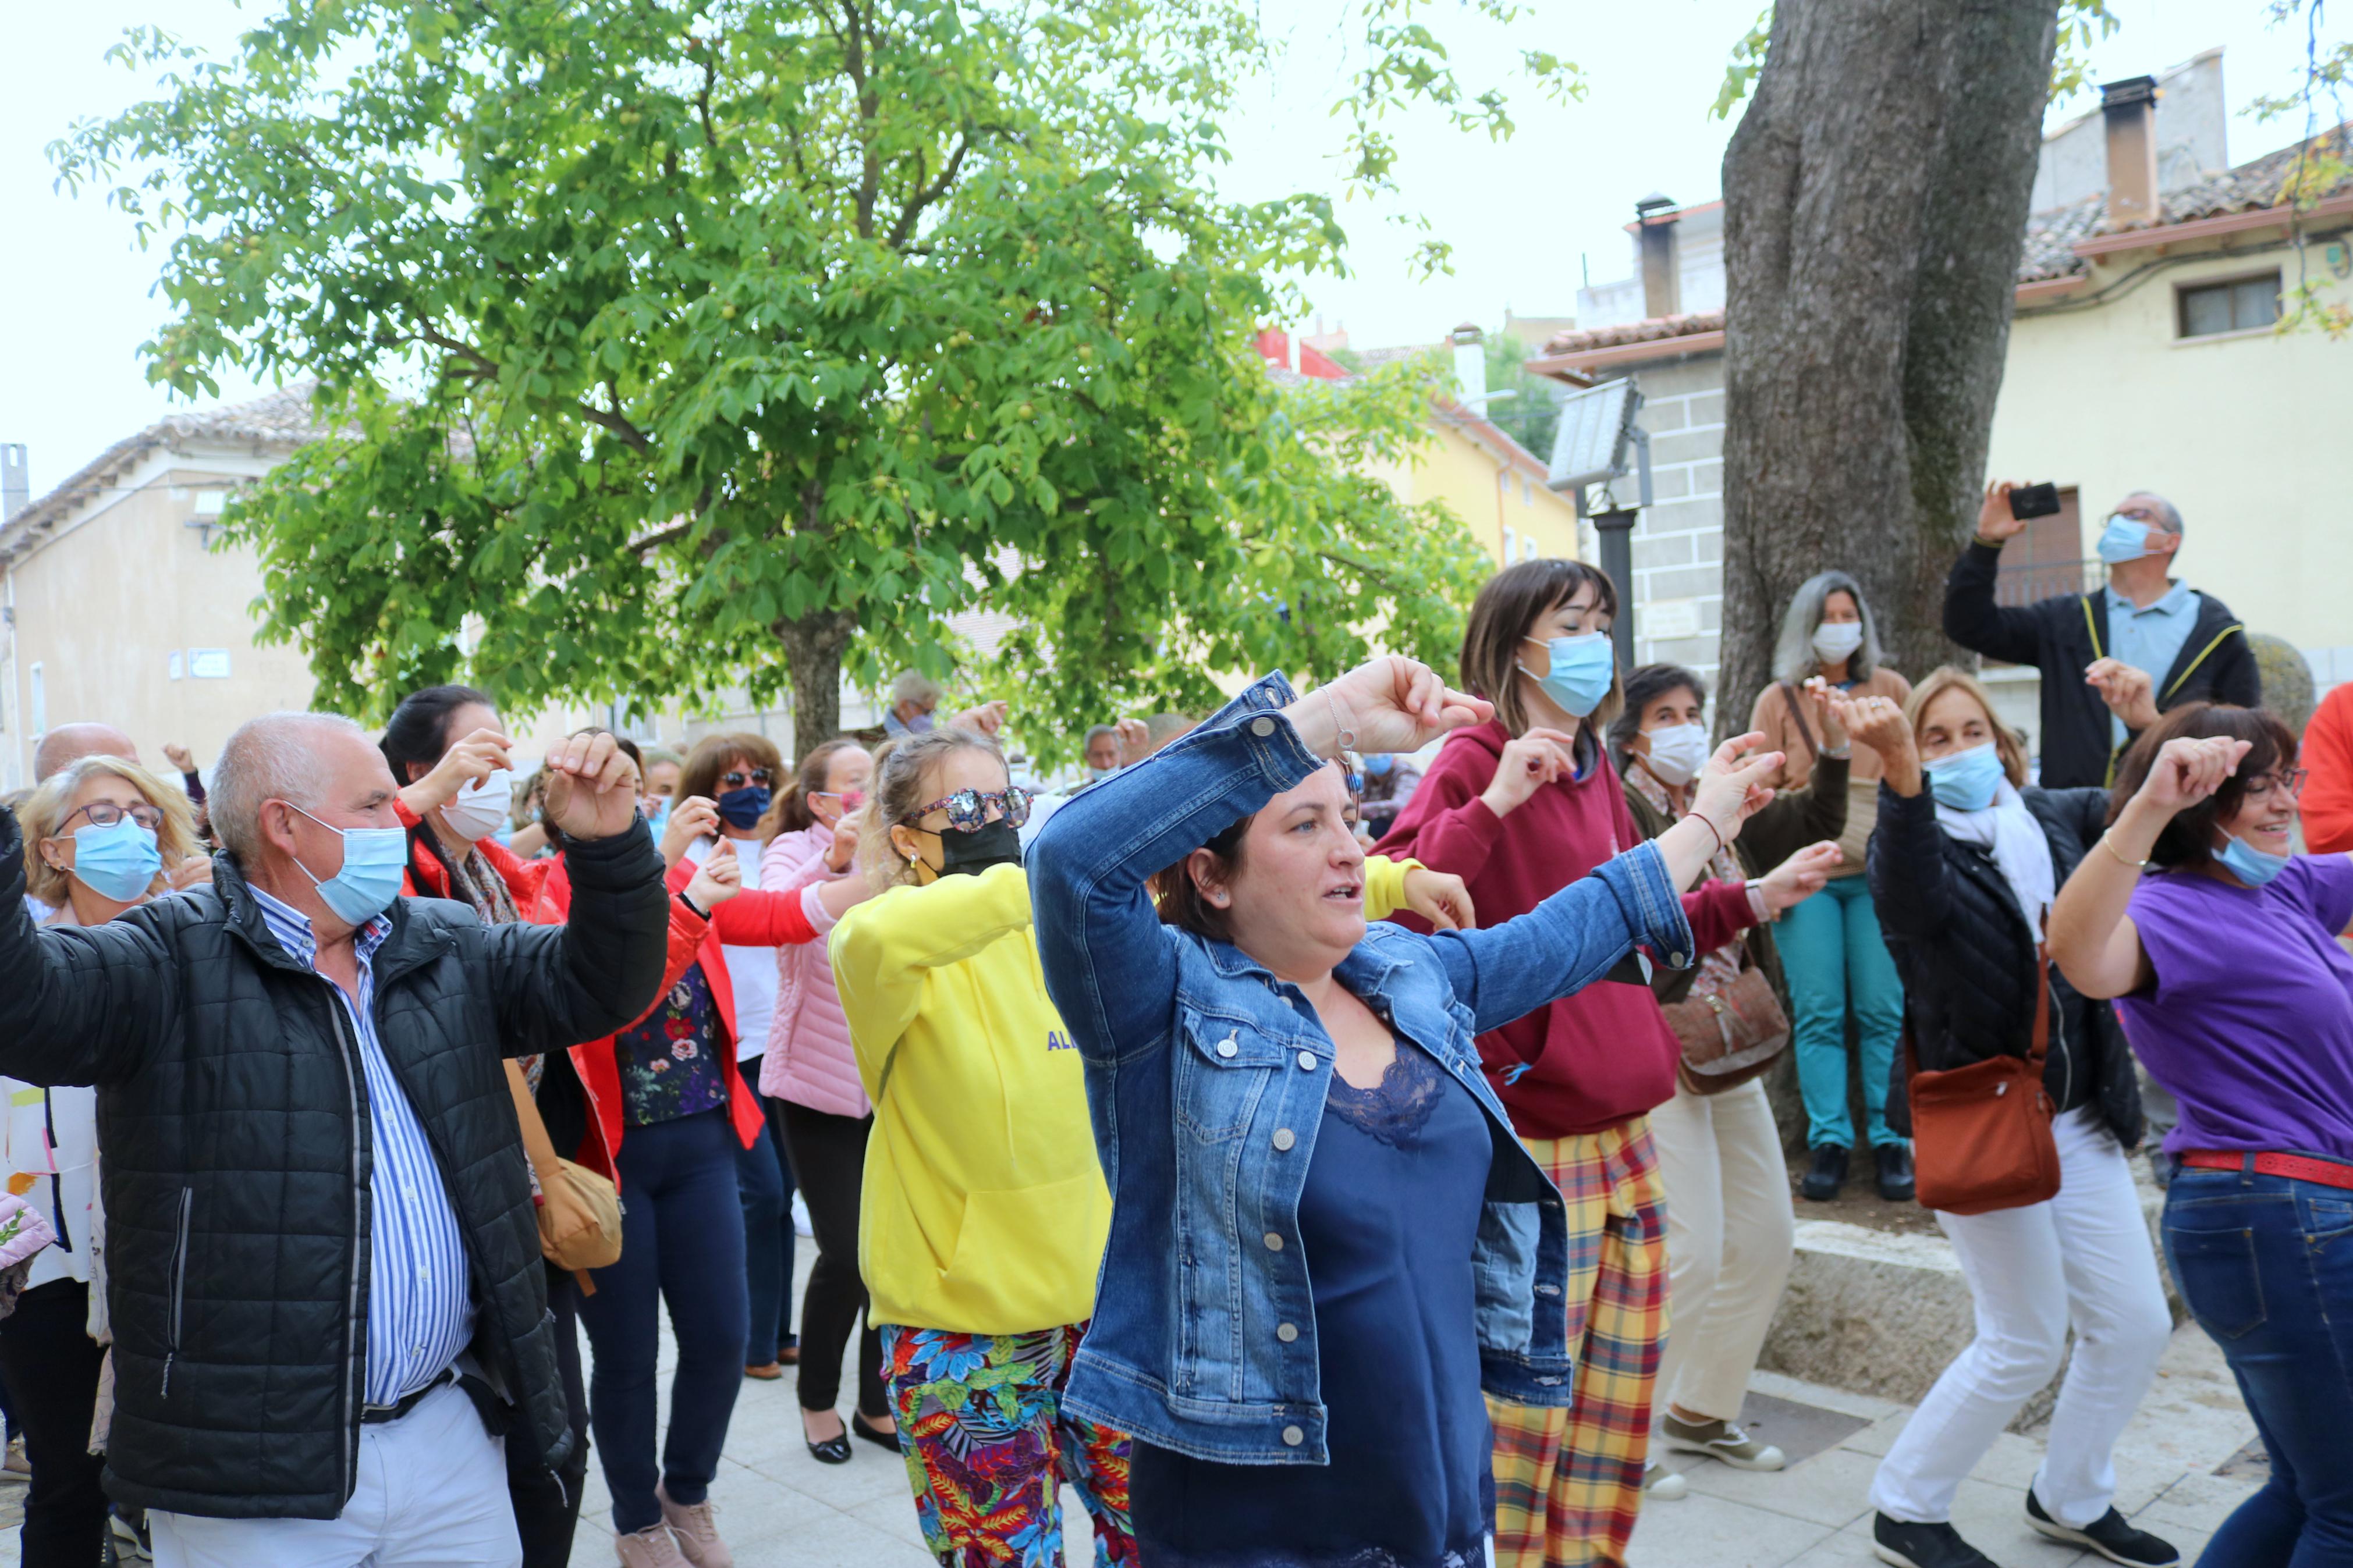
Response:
[2051,701,2353,1568]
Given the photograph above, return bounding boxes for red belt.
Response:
[2178,1149,2353,1190]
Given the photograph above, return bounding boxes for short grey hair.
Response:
[889,670,941,707]
[1774,570,1886,685]
[210,712,366,862]
[2125,492,2184,533]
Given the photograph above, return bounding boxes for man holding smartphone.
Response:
[1944,481,2261,788]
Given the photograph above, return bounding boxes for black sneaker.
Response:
[1802,1145,1850,1202]
[1875,1142,1916,1202]
[2026,1488,2180,1566]
[1872,1513,1997,1568]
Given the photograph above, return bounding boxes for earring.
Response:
[1210,890,1230,906]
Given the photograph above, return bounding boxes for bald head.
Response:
[34,723,139,783]
[210,712,391,863]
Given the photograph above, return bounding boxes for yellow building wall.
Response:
[1989,239,2350,654]
[1383,420,1586,567]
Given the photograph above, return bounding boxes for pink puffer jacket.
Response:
[760,826,871,1119]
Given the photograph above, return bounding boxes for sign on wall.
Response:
[188,649,232,680]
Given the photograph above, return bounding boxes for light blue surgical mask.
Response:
[644,798,671,837]
[2215,832,2290,888]
[289,806,409,926]
[2096,514,2159,565]
[1520,632,1617,720]
[1925,741,2005,812]
[68,819,162,904]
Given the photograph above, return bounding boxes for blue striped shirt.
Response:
[250,886,474,1405]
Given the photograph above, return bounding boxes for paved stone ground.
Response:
[0,1243,2258,1568]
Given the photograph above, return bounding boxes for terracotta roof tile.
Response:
[1539,311,1724,357]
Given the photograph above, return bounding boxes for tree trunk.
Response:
[775,608,858,759]
[1717,0,2061,726]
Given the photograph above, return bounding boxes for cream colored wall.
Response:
[1391,421,1585,566]
[8,460,317,784]
[1990,236,2351,654]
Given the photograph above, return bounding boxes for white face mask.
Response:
[1640,723,1711,787]
[1812,621,1864,663]
[439,767,514,844]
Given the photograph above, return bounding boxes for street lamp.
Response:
[1544,378,1652,673]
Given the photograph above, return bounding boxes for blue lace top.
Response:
[1131,1039,1496,1568]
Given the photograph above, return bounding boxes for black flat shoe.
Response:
[803,1417,853,1465]
[1875,1142,1916,1203]
[1802,1144,1850,1203]
[2027,1488,2180,1566]
[851,1412,903,1453]
[1872,1513,1996,1568]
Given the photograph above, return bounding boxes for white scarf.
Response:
[1936,780,2056,941]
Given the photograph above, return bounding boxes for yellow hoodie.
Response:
[830,855,1425,1336]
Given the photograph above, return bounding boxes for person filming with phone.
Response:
[1944,482,2259,790]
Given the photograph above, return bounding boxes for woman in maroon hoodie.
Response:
[1375,558,1768,1568]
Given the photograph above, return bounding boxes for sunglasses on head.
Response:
[917,787,1032,833]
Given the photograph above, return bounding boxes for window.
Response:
[2177,273,2279,338]
[29,663,44,738]
[1522,536,1539,563]
[1502,527,1517,562]
[1521,477,1533,506]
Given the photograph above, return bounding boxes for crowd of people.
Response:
[0,483,2346,1568]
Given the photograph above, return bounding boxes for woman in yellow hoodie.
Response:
[832,725,1467,1568]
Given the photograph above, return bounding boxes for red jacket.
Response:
[1374,721,1754,1138]
[393,798,556,909]
[534,859,819,1175]
[2304,683,2353,856]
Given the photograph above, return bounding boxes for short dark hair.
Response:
[1608,663,1707,774]
[2108,702,2298,870]
[1459,558,1620,738]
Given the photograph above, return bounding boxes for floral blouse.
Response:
[613,962,732,1128]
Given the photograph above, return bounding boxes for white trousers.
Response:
[1870,1107,2172,1530]
[1650,1076,1797,1423]
[151,1382,521,1568]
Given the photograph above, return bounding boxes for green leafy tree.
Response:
[1481,332,1560,465]
[59,0,1494,758]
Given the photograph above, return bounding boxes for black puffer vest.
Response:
[0,809,669,1519]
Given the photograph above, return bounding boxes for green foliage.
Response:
[2249,1,2353,337]
[56,0,1492,760]
[1715,1,2114,119]
[1481,332,1560,467]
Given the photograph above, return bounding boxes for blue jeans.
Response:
[736,1059,797,1365]
[578,1109,750,1535]
[2163,1164,2353,1566]
[1776,874,1905,1150]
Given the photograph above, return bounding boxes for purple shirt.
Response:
[2118,854,2353,1161]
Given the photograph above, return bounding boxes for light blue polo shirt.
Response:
[2105,578,2200,747]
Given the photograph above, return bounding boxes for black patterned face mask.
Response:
[935,817,1023,877]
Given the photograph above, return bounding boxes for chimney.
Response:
[1635,193,1680,319]
[1451,323,1487,408]
[2101,76,2162,230]
[0,445,26,524]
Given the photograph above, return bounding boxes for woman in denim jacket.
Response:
[1031,656,1784,1568]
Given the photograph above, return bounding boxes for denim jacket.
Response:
[1028,673,1696,1464]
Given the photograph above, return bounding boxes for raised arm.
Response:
[486,819,673,1055]
[831,863,1037,1078]
[1943,484,2047,667]
[0,809,177,1086]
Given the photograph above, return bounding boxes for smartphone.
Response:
[2007,482,2061,521]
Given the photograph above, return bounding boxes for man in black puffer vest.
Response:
[0,712,668,1564]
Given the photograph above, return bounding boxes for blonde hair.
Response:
[859,729,1006,893]
[1904,666,2029,788]
[22,755,197,907]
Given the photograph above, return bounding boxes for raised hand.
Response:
[401,727,514,817]
[950,700,1009,739]
[1801,677,1850,752]
[1116,717,1151,764]
[2085,658,2160,732]
[2132,735,2251,816]
[825,805,865,872]
[541,731,641,843]
[1287,656,1494,761]
[164,742,198,774]
[1479,728,1578,820]
[1975,479,2028,543]
[687,838,744,909]
[1401,867,1478,931]
[661,796,721,867]
[1829,690,1914,770]
[1688,733,1786,844]
[1755,841,1842,913]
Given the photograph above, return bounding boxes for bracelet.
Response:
[1694,813,1727,856]
[1973,533,2009,550]
[1322,685,1358,756]
[677,888,709,919]
[2098,832,2149,871]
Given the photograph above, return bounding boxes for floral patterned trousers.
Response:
[880,1321,1138,1568]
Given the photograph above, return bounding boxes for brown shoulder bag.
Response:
[1905,952,2061,1215]
[1662,964,1791,1096]
[505,1061,624,1287]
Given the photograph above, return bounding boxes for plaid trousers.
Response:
[1486,1118,1670,1568]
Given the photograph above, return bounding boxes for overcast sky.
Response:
[1,0,2334,502]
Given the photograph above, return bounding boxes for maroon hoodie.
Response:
[1373,720,1752,1139]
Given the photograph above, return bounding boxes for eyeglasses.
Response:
[61,801,165,834]
[720,768,774,790]
[916,787,1032,833]
[2242,769,2308,802]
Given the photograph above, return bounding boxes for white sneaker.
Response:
[792,1192,814,1238]
[1662,1413,1787,1472]
[1643,1462,1690,1501]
